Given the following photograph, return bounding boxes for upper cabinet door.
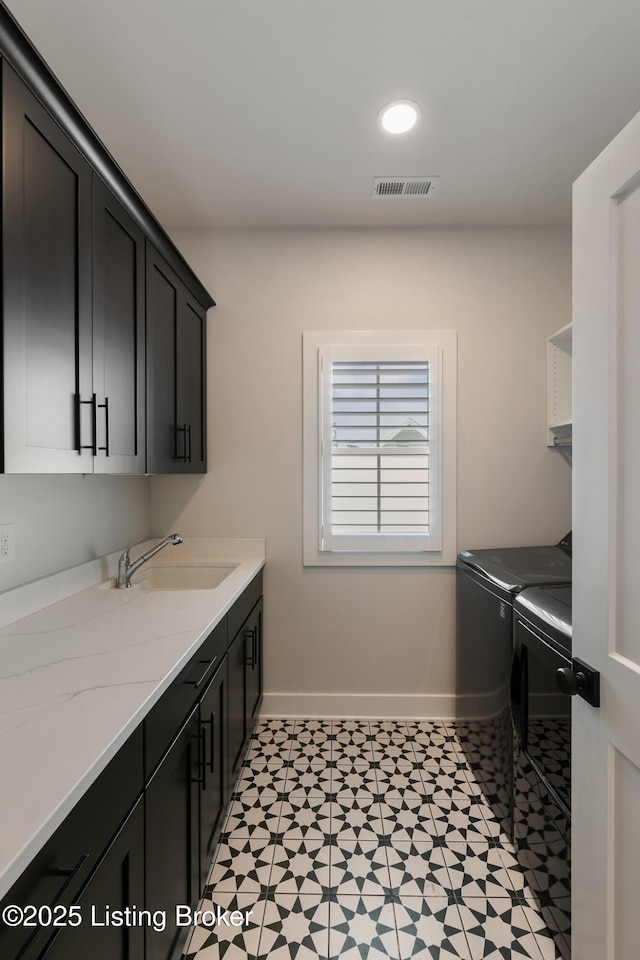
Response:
[146,242,208,475]
[2,61,93,473]
[92,178,146,474]
[146,243,181,474]
[178,290,207,474]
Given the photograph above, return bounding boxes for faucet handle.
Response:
[120,537,147,562]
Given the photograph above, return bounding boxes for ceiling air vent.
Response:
[372,176,438,198]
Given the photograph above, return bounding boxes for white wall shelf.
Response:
[547,322,572,446]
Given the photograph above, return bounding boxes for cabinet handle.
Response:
[48,853,90,908]
[78,394,98,456]
[176,423,188,462]
[187,424,192,464]
[191,729,207,790]
[244,629,254,666]
[188,656,218,689]
[201,726,207,791]
[97,397,110,456]
[202,714,215,772]
[253,629,257,672]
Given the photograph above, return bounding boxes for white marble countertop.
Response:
[0,538,265,900]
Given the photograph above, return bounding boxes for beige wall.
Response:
[151,227,572,717]
[0,475,150,592]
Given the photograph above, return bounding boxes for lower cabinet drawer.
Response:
[145,620,227,780]
[0,727,143,960]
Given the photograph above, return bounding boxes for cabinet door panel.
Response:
[145,706,199,960]
[178,292,207,474]
[245,598,263,728]
[92,178,145,473]
[2,61,92,472]
[199,661,227,886]
[227,631,247,785]
[40,800,144,960]
[146,244,181,474]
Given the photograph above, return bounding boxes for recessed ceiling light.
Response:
[378,99,421,134]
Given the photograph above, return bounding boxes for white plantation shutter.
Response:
[319,343,442,553]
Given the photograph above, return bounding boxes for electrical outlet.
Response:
[0,523,15,564]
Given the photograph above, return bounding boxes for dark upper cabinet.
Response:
[92,177,146,474]
[2,65,147,476]
[146,243,207,475]
[1,21,214,475]
[179,290,207,474]
[2,60,93,473]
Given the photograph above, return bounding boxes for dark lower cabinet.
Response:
[145,706,200,960]
[227,595,264,785]
[199,662,228,888]
[0,729,143,960]
[245,599,263,725]
[40,800,144,960]
[0,581,263,960]
[227,627,248,784]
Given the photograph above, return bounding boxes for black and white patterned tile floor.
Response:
[182,719,568,960]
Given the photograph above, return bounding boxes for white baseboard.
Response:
[260,690,507,721]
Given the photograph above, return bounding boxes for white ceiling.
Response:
[6,0,640,229]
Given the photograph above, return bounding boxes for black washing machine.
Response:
[512,585,572,960]
[455,536,572,837]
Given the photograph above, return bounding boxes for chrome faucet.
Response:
[116,534,183,589]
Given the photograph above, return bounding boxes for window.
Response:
[303,330,457,566]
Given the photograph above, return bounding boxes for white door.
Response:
[573,108,640,959]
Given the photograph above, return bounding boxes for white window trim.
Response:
[303,330,457,567]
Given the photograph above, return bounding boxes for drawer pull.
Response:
[51,852,90,888]
[189,656,218,689]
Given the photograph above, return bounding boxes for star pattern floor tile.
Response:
[183,720,569,960]
[330,839,392,895]
[206,837,277,894]
[269,838,332,895]
[258,894,330,960]
[385,841,453,898]
[329,895,399,960]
